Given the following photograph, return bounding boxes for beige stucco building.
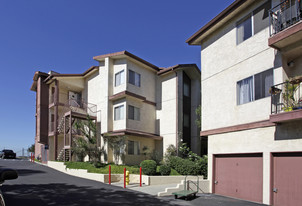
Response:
[187,0,302,205]
[31,51,201,166]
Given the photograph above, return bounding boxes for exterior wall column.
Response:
[54,79,59,160]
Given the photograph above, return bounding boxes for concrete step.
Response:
[157,180,185,197]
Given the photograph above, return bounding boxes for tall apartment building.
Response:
[187,0,302,205]
[31,51,201,165]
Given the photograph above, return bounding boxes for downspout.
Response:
[173,69,179,155]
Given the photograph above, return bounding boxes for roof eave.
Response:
[186,0,248,45]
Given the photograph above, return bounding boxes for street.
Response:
[0,159,187,206]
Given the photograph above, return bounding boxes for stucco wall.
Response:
[157,73,177,154]
[126,97,156,134]
[123,135,156,165]
[126,59,157,102]
[201,1,282,131]
[112,59,127,95]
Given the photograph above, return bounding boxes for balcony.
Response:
[269,0,302,55]
[270,76,302,123]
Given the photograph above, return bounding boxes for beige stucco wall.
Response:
[156,72,178,154]
[112,98,126,131]
[201,1,283,131]
[126,59,157,102]
[112,59,127,95]
[208,126,302,205]
[123,135,156,165]
[126,97,156,134]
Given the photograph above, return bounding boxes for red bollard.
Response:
[31,153,33,162]
[140,167,142,187]
[124,168,126,188]
[109,165,111,185]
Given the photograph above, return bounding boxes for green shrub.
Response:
[168,156,200,175]
[196,155,208,178]
[140,160,157,175]
[170,168,180,176]
[167,156,183,169]
[159,164,171,176]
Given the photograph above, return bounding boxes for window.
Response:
[184,81,190,97]
[237,15,252,44]
[184,113,190,127]
[128,140,140,155]
[115,70,125,86]
[129,70,141,87]
[114,105,124,120]
[237,69,273,105]
[128,105,140,121]
[237,0,271,44]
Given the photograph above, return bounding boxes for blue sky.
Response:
[0,0,234,152]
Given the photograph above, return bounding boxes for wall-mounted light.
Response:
[287,60,295,68]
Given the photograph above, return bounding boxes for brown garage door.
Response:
[272,153,302,206]
[214,154,263,203]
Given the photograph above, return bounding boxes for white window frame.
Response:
[115,70,125,87]
[237,69,273,105]
[114,105,124,120]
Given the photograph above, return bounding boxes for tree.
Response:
[195,104,201,129]
[73,116,103,164]
[27,144,35,153]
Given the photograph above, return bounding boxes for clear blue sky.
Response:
[0,0,234,152]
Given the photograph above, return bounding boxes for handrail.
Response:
[270,79,302,114]
[269,0,301,36]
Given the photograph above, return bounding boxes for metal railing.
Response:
[269,0,302,36]
[271,79,302,114]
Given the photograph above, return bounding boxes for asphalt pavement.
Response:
[0,159,267,206]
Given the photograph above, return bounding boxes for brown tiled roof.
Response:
[44,66,99,82]
[186,0,248,45]
[93,50,159,71]
[157,64,200,75]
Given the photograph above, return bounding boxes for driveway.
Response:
[0,159,188,206]
[0,159,267,206]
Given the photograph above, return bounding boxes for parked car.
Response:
[0,150,16,159]
[0,168,18,206]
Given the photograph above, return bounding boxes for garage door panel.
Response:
[273,153,302,206]
[214,154,263,203]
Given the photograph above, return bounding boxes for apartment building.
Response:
[31,51,201,165]
[187,0,302,205]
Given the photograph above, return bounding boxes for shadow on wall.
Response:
[275,120,302,140]
[2,183,180,206]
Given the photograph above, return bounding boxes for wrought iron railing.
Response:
[269,0,302,36]
[271,77,302,114]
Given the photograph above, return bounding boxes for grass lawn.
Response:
[64,161,180,176]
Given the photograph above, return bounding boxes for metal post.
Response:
[140,167,142,187]
[124,168,126,188]
[109,165,111,185]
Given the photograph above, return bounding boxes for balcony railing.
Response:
[271,77,302,114]
[68,98,97,116]
[269,0,302,36]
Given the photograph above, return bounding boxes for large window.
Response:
[128,105,140,121]
[129,70,141,87]
[237,69,273,105]
[115,70,125,86]
[114,105,124,120]
[236,0,271,44]
[128,140,140,155]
